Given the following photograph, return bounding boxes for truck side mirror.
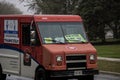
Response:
[30,30,36,45]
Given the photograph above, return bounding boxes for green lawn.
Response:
[95,45,120,58]
[94,45,120,73]
[98,60,120,73]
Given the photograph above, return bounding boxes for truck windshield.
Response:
[37,22,88,44]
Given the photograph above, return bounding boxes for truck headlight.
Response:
[56,56,63,66]
[89,54,96,64]
[56,56,62,62]
[90,54,95,60]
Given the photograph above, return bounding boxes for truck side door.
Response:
[20,23,38,78]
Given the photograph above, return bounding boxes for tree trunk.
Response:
[99,25,106,43]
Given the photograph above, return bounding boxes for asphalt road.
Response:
[6,74,120,80]
[95,74,120,80]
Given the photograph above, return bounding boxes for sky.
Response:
[0,0,34,14]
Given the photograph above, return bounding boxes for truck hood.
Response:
[42,43,96,54]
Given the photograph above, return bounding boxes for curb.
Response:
[100,70,120,76]
[98,57,120,62]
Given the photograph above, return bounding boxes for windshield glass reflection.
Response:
[37,22,88,44]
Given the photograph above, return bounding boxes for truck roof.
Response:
[34,15,82,22]
[0,15,82,22]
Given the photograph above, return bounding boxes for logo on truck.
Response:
[4,20,19,44]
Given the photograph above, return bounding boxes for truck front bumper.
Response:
[48,69,99,78]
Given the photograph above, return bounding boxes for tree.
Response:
[20,0,82,14]
[0,1,22,14]
[77,0,120,42]
[75,0,106,42]
[105,0,120,39]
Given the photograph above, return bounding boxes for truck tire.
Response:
[86,75,94,80]
[51,77,67,80]
[79,75,94,80]
[35,68,46,80]
[0,64,2,80]
[0,64,6,80]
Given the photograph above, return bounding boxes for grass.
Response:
[98,60,120,73]
[95,45,120,58]
[94,44,120,73]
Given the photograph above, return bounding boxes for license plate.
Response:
[74,70,82,76]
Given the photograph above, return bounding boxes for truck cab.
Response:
[33,15,98,80]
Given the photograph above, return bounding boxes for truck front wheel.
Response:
[0,64,2,79]
[79,75,94,80]
[35,68,46,80]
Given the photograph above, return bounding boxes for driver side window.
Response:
[22,23,40,46]
[22,23,30,45]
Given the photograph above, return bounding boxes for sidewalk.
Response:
[98,57,120,62]
[100,70,120,76]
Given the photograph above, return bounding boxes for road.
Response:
[95,74,120,80]
[6,74,120,80]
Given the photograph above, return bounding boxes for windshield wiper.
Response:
[66,39,87,43]
[52,39,64,44]
[44,38,64,44]
[80,41,88,43]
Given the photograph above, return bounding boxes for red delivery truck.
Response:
[0,15,98,80]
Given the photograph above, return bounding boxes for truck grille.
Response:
[66,54,86,70]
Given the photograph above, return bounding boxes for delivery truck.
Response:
[0,15,98,80]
